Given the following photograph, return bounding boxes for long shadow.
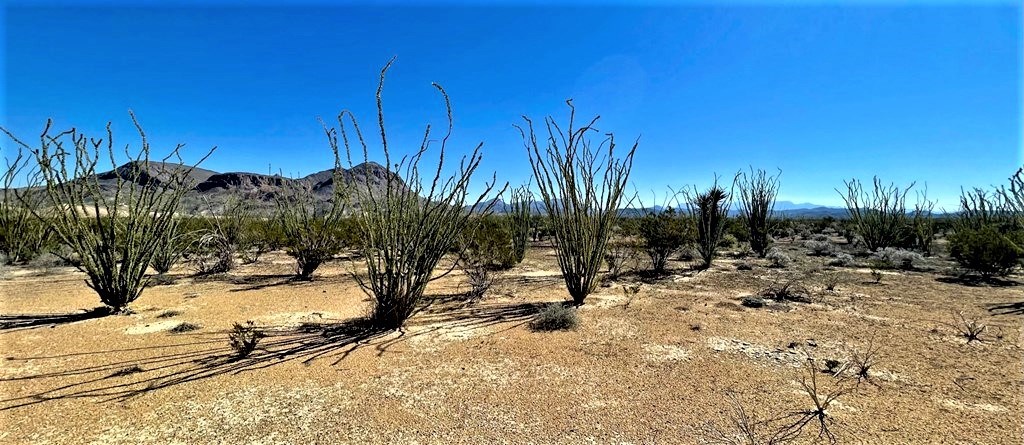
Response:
[988,301,1024,316]
[936,275,1020,288]
[0,307,110,333]
[0,299,544,411]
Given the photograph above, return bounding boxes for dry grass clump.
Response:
[759,275,812,303]
[951,311,986,343]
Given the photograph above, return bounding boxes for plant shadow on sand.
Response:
[0,298,545,410]
[0,307,112,333]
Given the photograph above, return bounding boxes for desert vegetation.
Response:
[517,100,637,305]
[1,114,212,313]
[1,63,1021,445]
[336,60,501,329]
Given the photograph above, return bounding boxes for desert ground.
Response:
[1,240,1021,444]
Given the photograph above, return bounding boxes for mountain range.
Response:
[32,161,850,218]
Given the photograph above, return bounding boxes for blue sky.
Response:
[2,1,1021,208]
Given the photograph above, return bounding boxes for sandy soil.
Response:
[0,242,1022,444]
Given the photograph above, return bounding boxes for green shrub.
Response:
[637,207,691,274]
[460,215,516,270]
[228,321,265,358]
[529,303,578,331]
[948,225,1022,278]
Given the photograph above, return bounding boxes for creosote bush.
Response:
[736,168,781,257]
[517,100,636,305]
[2,114,212,313]
[457,215,517,299]
[340,60,500,330]
[637,206,690,274]
[529,303,578,331]
[948,180,1024,279]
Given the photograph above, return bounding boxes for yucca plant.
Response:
[736,167,780,257]
[516,101,637,305]
[275,176,347,279]
[509,183,533,265]
[336,59,500,329]
[837,177,914,251]
[1,114,212,312]
[684,178,734,269]
[1,149,52,264]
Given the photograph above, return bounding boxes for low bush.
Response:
[765,247,791,268]
[228,320,265,358]
[828,252,855,267]
[637,207,691,274]
[529,303,578,331]
[948,225,1022,278]
[870,247,924,270]
[804,240,834,256]
[169,322,201,333]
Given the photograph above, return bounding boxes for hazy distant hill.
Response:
[472,198,849,219]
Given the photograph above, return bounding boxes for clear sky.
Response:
[2,1,1021,208]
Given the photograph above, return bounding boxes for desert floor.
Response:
[1,241,1022,444]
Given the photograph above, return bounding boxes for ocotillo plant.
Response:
[509,183,533,265]
[837,177,914,251]
[274,174,348,280]
[1,114,213,313]
[736,167,780,257]
[516,100,637,305]
[151,216,187,274]
[998,167,1024,228]
[684,178,734,269]
[335,59,500,329]
[1,148,52,264]
[911,188,937,255]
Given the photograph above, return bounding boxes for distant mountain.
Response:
[30,160,407,215]
[472,198,848,219]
